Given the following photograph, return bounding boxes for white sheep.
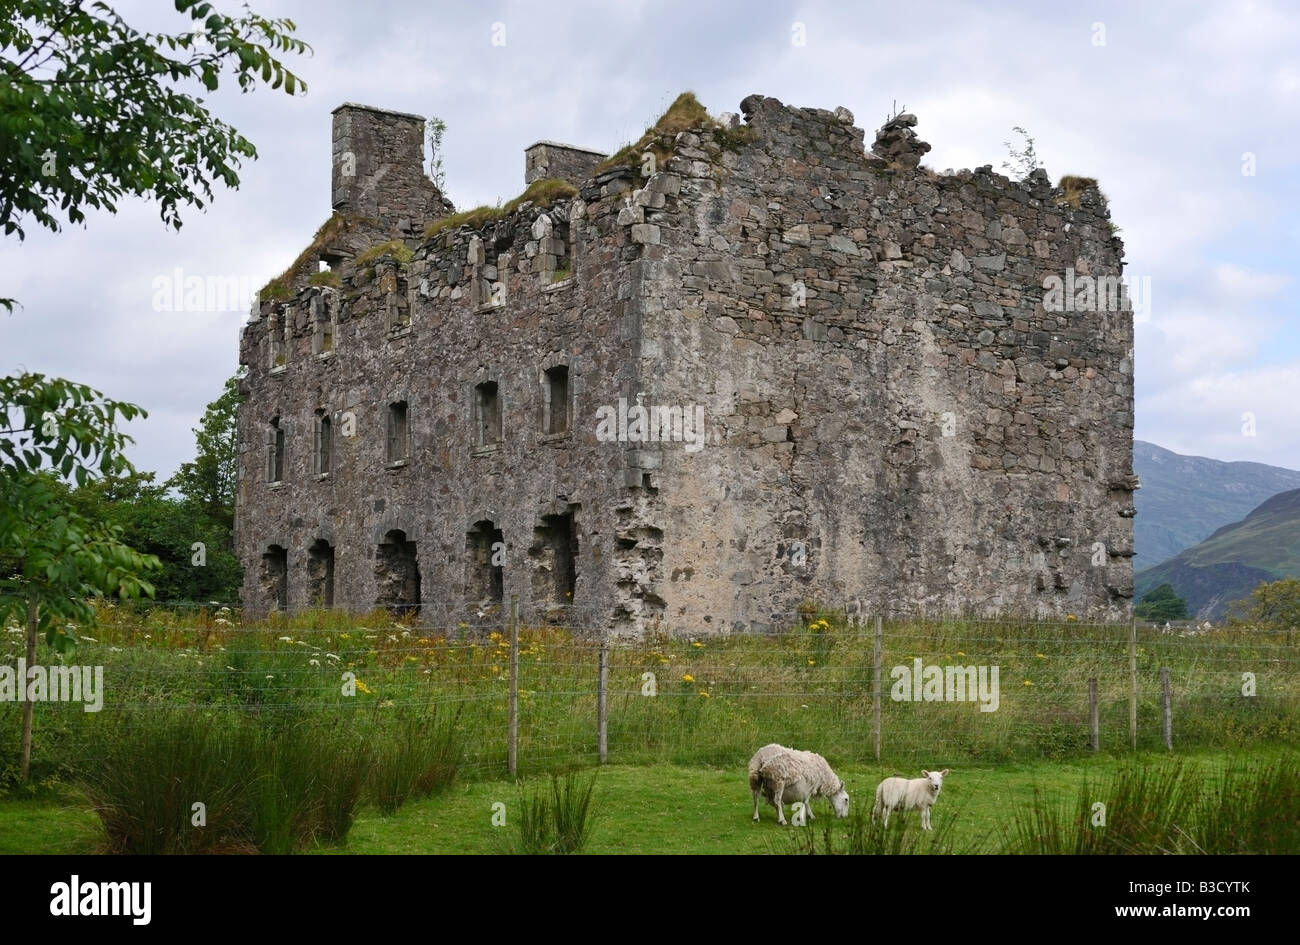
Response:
[873,769,949,830]
[748,743,849,825]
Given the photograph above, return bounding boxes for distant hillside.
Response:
[1135,487,1300,619]
[1133,440,1300,568]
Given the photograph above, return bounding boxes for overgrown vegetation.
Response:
[260,214,351,299]
[423,178,578,240]
[355,239,413,267]
[1001,125,1040,180]
[595,91,722,174]
[1058,174,1099,209]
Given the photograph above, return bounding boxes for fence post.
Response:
[507,594,519,777]
[1089,677,1099,752]
[872,615,883,762]
[1161,666,1172,750]
[597,637,609,764]
[1129,618,1138,751]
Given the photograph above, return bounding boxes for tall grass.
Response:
[77,711,379,853]
[777,806,969,855]
[1003,754,1300,854]
[505,771,598,854]
[367,706,464,813]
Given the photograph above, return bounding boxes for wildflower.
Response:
[659,657,669,665]
[388,634,398,643]
[379,699,394,708]
[325,652,339,661]
[339,632,350,640]
[265,675,275,680]
[1066,614,1077,622]
[682,674,695,683]
[957,651,966,657]
[309,659,320,667]
[1023,680,1033,687]
[79,634,97,643]
[691,641,704,648]
[1036,653,1047,659]
[406,655,419,663]
[278,636,293,643]
[355,679,373,694]
[699,690,711,698]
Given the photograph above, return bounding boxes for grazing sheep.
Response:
[748,743,850,825]
[873,769,949,830]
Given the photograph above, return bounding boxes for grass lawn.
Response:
[3,747,1287,854]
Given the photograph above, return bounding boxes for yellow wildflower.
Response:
[682,674,695,683]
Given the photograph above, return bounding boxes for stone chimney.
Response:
[331,103,453,233]
[524,140,607,187]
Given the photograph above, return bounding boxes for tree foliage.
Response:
[1134,582,1189,621]
[167,371,242,529]
[0,374,160,651]
[1229,578,1300,639]
[1001,125,1040,181]
[0,0,310,310]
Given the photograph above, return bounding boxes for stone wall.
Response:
[236,94,1135,631]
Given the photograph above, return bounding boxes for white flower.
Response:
[309,659,320,667]
[278,636,293,643]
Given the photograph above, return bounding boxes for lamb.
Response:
[748,743,849,825]
[873,769,949,830]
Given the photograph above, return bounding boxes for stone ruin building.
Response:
[234,95,1137,634]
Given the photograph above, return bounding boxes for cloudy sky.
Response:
[3,0,1297,477]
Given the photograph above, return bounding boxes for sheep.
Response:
[748,743,849,825]
[873,769,949,830]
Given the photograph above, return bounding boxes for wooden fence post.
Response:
[597,637,609,764]
[1129,618,1138,751]
[1089,677,1099,752]
[1161,666,1172,750]
[508,595,519,777]
[873,615,883,762]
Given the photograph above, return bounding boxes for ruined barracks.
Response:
[234,94,1137,634]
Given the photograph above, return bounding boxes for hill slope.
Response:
[1135,487,1300,619]
[1133,440,1300,568]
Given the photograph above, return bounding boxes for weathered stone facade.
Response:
[235,96,1136,633]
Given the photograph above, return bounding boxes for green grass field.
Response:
[3,604,1297,853]
[3,748,1292,854]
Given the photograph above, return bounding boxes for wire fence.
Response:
[3,598,1297,780]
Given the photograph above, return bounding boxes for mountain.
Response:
[1135,487,1300,619]
[1133,440,1300,568]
